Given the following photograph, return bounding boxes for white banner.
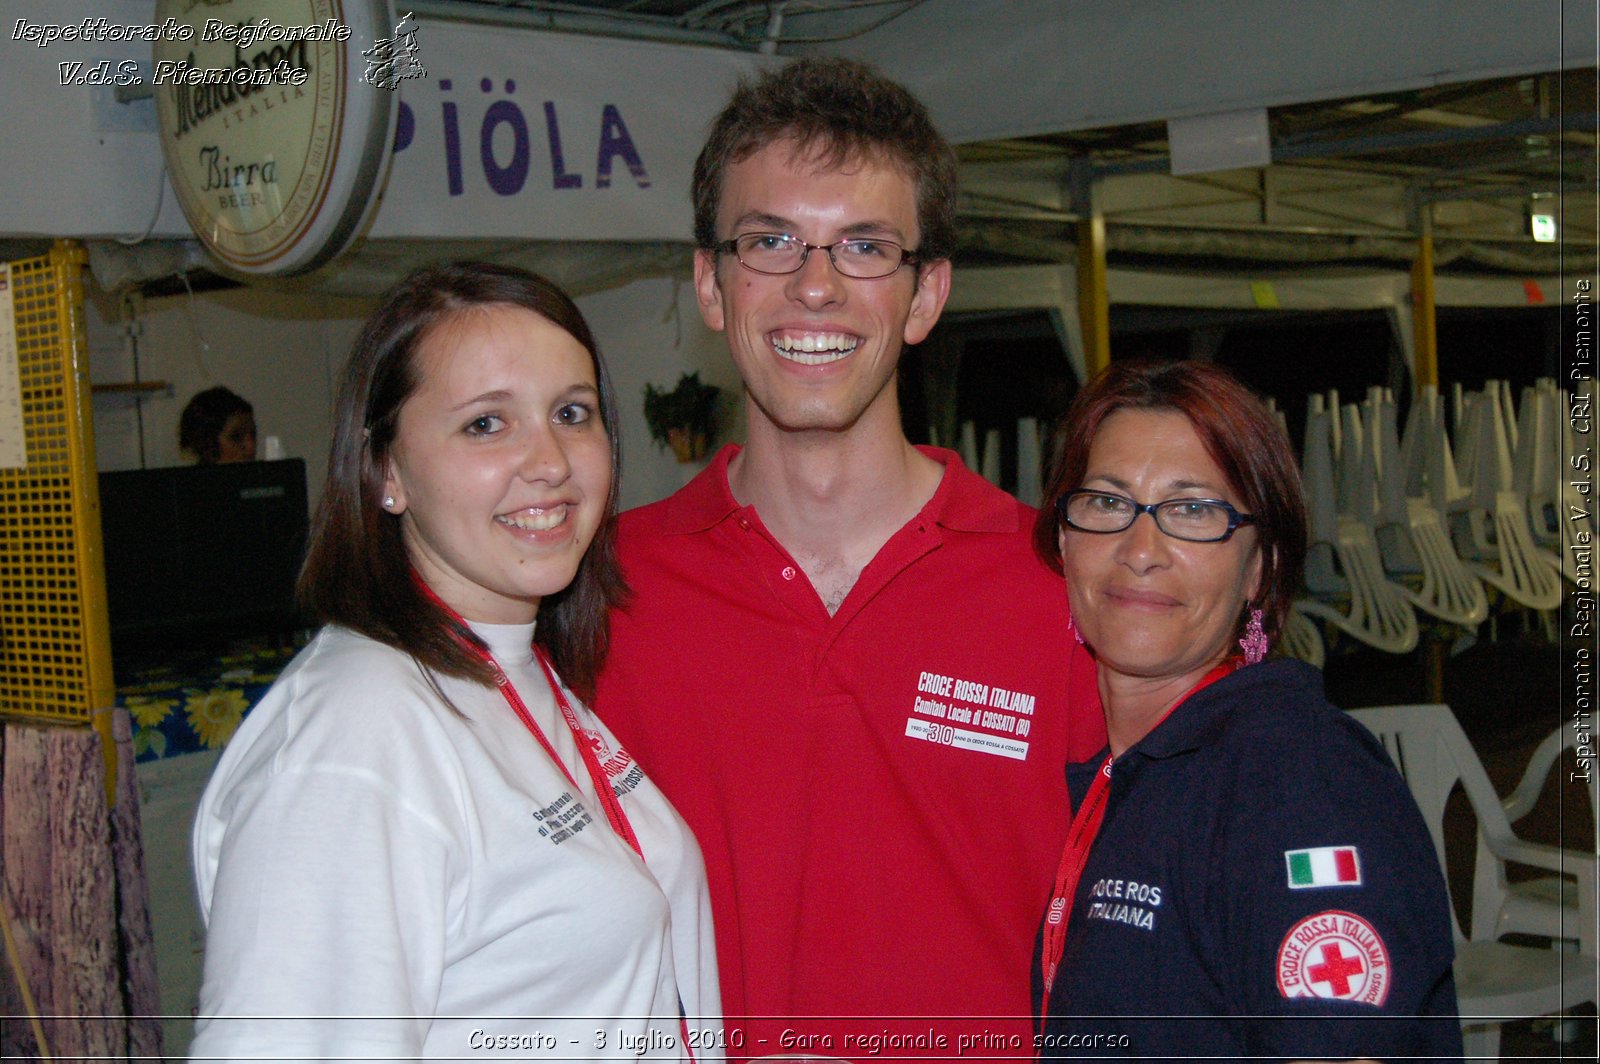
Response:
[369,19,778,241]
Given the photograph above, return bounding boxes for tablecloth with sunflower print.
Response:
[117,640,304,763]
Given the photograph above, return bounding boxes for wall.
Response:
[81,269,739,511]
[575,274,743,511]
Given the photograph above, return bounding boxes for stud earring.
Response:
[1239,607,1268,665]
[383,495,396,511]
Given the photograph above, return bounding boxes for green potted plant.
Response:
[643,372,721,463]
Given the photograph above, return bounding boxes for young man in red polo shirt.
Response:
[594,57,1105,1057]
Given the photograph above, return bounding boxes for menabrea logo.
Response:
[151,0,395,275]
[1275,910,1391,1006]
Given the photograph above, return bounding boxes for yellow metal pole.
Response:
[1411,220,1439,388]
[1409,214,1447,704]
[1077,212,1111,378]
[51,239,118,804]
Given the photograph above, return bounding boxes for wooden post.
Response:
[0,716,162,1058]
[108,709,163,1056]
[1,727,53,1059]
[48,724,121,1058]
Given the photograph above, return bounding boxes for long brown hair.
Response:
[1035,360,1306,641]
[298,261,626,701]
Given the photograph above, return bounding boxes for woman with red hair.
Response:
[1032,360,1459,1060]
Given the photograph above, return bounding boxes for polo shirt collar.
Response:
[656,443,1021,536]
[1073,658,1325,766]
[657,444,743,535]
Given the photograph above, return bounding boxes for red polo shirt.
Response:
[595,445,1104,1057]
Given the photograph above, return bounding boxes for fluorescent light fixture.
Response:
[1167,108,1272,176]
[1530,212,1557,242]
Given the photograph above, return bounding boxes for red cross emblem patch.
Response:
[1275,910,1390,1006]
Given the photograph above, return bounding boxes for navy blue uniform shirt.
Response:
[1035,659,1461,1061]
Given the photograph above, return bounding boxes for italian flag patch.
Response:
[1285,846,1362,889]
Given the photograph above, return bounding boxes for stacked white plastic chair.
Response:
[1367,386,1489,629]
[958,420,980,474]
[1277,606,1325,670]
[1514,381,1561,544]
[1447,382,1564,612]
[1015,417,1043,508]
[1518,379,1594,585]
[1560,381,1598,580]
[981,427,1003,486]
[1295,395,1419,655]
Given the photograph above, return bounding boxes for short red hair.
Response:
[1034,360,1307,641]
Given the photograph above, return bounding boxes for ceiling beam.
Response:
[408,0,746,48]
[1096,113,1596,178]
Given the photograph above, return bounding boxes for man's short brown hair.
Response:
[692,57,958,262]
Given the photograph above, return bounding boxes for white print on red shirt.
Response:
[905,668,1038,760]
[1276,910,1391,1006]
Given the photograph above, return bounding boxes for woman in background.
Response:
[190,262,720,1059]
[179,385,257,463]
[1032,360,1459,1061]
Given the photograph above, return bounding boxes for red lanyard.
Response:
[520,648,644,857]
[414,583,695,1058]
[412,580,645,855]
[1038,659,1240,1019]
[1038,753,1112,1008]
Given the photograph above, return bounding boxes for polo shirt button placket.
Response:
[781,566,797,581]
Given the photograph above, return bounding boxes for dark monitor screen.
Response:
[97,459,310,657]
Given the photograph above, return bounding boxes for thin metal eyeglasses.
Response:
[712,232,920,279]
[1057,489,1258,543]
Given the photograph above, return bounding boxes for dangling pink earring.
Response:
[1066,614,1085,646]
[1239,607,1268,665]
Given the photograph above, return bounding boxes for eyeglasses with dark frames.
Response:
[712,232,919,279]
[1057,489,1258,543]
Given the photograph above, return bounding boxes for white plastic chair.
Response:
[1345,704,1599,1061]
[1303,398,1342,594]
[1300,400,1419,653]
[1297,518,1420,654]
[1472,726,1599,957]
[1449,386,1564,611]
[1377,500,1491,628]
[1525,382,1597,586]
[1452,491,1566,611]
[1016,417,1042,508]
[981,427,1002,486]
[1515,382,1561,539]
[1401,386,1470,517]
[1280,604,1326,670]
[1367,391,1489,628]
[958,420,979,472]
[1337,401,1374,523]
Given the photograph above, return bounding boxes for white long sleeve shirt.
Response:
[191,623,721,1062]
